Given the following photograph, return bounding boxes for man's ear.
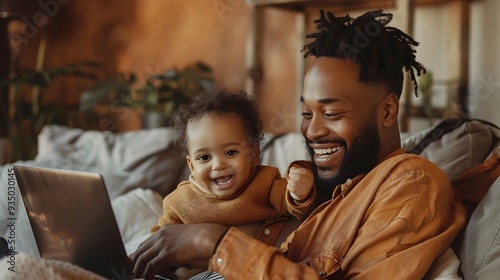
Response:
[250,143,261,166]
[186,155,195,173]
[380,93,399,128]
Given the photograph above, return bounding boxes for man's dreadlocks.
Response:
[302,9,426,98]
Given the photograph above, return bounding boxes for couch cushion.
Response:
[459,175,500,279]
[111,188,163,255]
[34,125,187,198]
[401,119,500,181]
[260,132,309,175]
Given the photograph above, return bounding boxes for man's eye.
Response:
[226,150,238,156]
[197,155,210,161]
[324,113,341,119]
[301,112,312,119]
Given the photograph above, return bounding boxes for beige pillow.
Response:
[402,120,499,181]
[35,125,187,198]
[459,175,500,279]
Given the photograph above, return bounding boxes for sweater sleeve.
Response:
[150,192,184,233]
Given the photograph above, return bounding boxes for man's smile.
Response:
[313,146,342,157]
[309,144,344,167]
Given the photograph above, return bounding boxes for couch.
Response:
[1,118,499,279]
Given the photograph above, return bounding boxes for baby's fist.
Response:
[287,166,314,202]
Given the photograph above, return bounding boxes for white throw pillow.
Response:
[111,188,163,255]
[459,176,500,279]
[401,120,499,181]
[34,125,187,198]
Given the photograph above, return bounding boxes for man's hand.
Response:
[129,223,228,280]
[287,166,314,202]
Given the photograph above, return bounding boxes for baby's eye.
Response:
[226,150,238,156]
[196,155,210,161]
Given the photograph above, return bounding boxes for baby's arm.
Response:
[286,165,314,204]
[150,195,184,234]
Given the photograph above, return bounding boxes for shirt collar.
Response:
[377,147,405,164]
[331,147,406,199]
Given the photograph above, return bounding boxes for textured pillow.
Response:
[459,175,500,279]
[260,132,309,175]
[34,125,186,198]
[401,120,499,181]
[111,188,163,255]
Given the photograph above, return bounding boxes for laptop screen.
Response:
[14,165,131,278]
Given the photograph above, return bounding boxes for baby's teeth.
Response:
[216,176,231,184]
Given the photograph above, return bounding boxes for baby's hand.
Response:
[287,166,314,202]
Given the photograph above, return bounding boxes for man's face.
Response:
[300,57,386,193]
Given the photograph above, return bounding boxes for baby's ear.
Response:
[250,143,260,166]
[186,155,195,173]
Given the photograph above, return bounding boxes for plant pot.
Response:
[141,111,173,129]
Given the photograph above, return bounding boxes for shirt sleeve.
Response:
[209,227,324,279]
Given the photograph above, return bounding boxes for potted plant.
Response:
[137,61,215,128]
[0,61,100,160]
[417,69,434,126]
[79,61,215,128]
[79,72,138,112]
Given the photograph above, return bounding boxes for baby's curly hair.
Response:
[175,88,264,153]
[302,9,426,98]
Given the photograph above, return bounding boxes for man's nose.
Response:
[305,116,329,140]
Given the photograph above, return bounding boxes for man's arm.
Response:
[131,223,227,280]
[210,227,325,279]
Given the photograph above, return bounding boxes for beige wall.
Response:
[12,0,251,131]
[11,0,498,135]
[469,0,500,126]
[407,0,500,132]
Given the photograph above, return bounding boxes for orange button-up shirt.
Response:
[210,148,467,279]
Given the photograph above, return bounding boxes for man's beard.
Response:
[306,122,381,198]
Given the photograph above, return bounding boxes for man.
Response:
[131,9,466,279]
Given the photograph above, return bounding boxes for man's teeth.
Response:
[314,146,341,156]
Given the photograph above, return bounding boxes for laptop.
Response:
[13,164,184,280]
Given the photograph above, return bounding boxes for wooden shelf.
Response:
[415,0,478,6]
[248,0,396,11]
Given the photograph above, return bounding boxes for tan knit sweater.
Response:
[151,164,315,233]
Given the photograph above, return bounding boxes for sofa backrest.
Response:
[402,118,500,279]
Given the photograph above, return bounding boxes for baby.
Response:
[151,88,315,234]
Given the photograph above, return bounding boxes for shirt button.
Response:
[319,271,327,277]
[264,228,271,235]
[217,258,224,267]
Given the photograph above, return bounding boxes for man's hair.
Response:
[175,88,264,152]
[302,9,426,98]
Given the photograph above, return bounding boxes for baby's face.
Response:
[185,113,259,197]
